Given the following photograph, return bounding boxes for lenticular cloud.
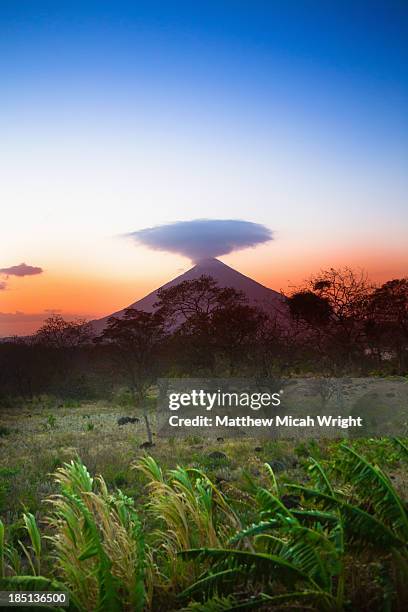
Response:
[127,219,273,262]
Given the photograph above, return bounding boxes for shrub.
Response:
[0,441,407,610]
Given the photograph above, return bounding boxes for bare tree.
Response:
[288,267,373,373]
[35,315,92,349]
[310,267,372,323]
[97,308,167,445]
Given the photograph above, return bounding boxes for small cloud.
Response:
[0,281,6,290]
[127,219,273,262]
[0,262,43,277]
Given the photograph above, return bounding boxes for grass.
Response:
[1,397,407,519]
[1,396,408,610]
[0,442,407,610]
[0,397,311,519]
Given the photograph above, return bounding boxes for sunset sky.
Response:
[1,1,407,335]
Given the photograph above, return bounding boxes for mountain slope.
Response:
[91,258,287,333]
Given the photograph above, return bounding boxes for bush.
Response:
[0,440,407,610]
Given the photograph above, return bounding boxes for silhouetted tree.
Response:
[288,267,373,373]
[365,278,408,373]
[33,315,94,396]
[287,291,332,325]
[310,267,371,324]
[35,315,92,348]
[155,275,265,375]
[97,308,167,444]
[211,303,267,374]
[0,338,43,399]
[155,275,246,325]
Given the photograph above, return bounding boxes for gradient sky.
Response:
[1,1,407,335]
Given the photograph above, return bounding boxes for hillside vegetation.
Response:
[1,421,407,610]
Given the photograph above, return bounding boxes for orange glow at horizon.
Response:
[1,241,407,337]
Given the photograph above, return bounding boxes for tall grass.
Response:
[46,459,150,611]
[134,456,241,594]
[178,444,408,610]
[1,460,149,611]
[0,442,407,610]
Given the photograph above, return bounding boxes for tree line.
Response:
[0,267,407,406]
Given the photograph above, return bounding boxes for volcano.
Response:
[91,258,287,333]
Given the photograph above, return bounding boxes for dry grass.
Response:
[1,397,406,524]
[0,398,303,520]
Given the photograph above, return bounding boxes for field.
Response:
[2,395,406,518]
[0,396,306,520]
[1,397,408,610]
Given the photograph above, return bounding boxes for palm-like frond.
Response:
[228,521,278,546]
[263,462,280,496]
[308,458,334,496]
[339,445,408,539]
[290,509,339,527]
[287,484,405,550]
[392,437,408,460]
[180,567,243,599]
[22,513,42,576]
[135,459,237,546]
[180,548,312,587]
[256,487,292,521]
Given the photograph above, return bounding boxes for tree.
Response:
[155,275,265,375]
[252,312,300,380]
[310,267,371,324]
[0,337,43,400]
[155,275,246,325]
[364,278,408,373]
[210,303,267,375]
[35,315,92,349]
[288,268,373,373]
[34,315,94,396]
[97,308,167,444]
[287,290,332,326]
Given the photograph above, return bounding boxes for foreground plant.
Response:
[134,456,241,594]
[1,460,150,612]
[0,443,407,611]
[177,444,408,610]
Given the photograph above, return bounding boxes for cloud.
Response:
[0,281,6,290]
[0,262,43,277]
[127,219,273,262]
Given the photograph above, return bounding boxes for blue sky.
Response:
[1,0,407,333]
